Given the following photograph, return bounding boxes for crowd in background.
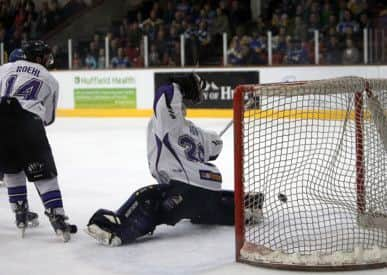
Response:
[72,0,387,69]
[0,0,90,60]
[1,0,387,69]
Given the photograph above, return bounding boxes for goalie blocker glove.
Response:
[169,73,206,103]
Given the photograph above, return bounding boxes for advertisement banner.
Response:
[73,74,136,109]
[154,71,259,108]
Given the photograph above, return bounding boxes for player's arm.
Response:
[43,77,59,126]
[153,73,205,137]
[153,83,185,136]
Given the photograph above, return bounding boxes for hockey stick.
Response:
[219,97,256,137]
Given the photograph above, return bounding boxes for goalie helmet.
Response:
[22,40,54,68]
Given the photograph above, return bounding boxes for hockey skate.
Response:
[14,201,39,238]
[86,209,122,247]
[45,208,77,242]
[244,192,264,225]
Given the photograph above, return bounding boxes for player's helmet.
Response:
[22,40,54,67]
[9,48,26,62]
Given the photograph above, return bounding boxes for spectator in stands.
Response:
[347,0,367,17]
[14,7,27,32]
[111,47,130,68]
[243,35,265,65]
[51,44,66,69]
[306,13,321,41]
[49,0,61,26]
[342,38,360,64]
[227,36,243,65]
[97,48,106,69]
[89,41,99,61]
[324,35,342,64]
[196,20,211,64]
[183,20,199,65]
[322,15,338,35]
[337,10,359,34]
[38,1,53,33]
[72,52,82,69]
[109,38,119,60]
[25,12,39,40]
[167,24,179,49]
[85,51,97,69]
[176,0,190,14]
[93,33,104,49]
[359,13,371,29]
[278,13,289,30]
[250,16,266,35]
[250,32,266,60]
[119,18,129,38]
[321,2,334,26]
[159,50,177,66]
[126,40,140,64]
[128,22,142,47]
[210,8,229,36]
[153,27,168,57]
[149,44,160,66]
[163,1,175,24]
[338,0,349,21]
[143,9,163,30]
[229,0,247,33]
[273,32,287,59]
[292,16,307,41]
[283,38,309,64]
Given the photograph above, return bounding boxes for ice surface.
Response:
[0,118,385,275]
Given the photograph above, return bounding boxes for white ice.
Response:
[0,118,385,275]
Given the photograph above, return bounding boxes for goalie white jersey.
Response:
[147,83,223,191]
[0,60,59,126]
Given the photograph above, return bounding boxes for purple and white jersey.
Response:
[147,83,223,191]
[0,60,59,126]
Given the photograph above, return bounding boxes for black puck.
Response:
[278,193,288,203]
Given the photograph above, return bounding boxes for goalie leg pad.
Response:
[87,184,170,245]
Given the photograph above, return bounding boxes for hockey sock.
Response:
[34,177,65,216]
[5,172,28,211]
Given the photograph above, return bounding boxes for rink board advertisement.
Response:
[73,73,137,109]
[52,65,387,117]
[154,71,259,108]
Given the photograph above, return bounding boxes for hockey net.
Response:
[234,77,387,270]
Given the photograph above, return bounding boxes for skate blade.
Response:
[56,229,71,242]
[85,225,122,247]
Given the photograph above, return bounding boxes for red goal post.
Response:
[233,77,387,270]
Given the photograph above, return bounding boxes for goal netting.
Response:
[233,77,387,270]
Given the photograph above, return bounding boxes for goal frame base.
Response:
[238,258,387,271]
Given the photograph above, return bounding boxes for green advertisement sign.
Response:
[73,75,136,109]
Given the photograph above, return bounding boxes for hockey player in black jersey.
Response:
[0,42,77,241]
[86,73,263,246]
